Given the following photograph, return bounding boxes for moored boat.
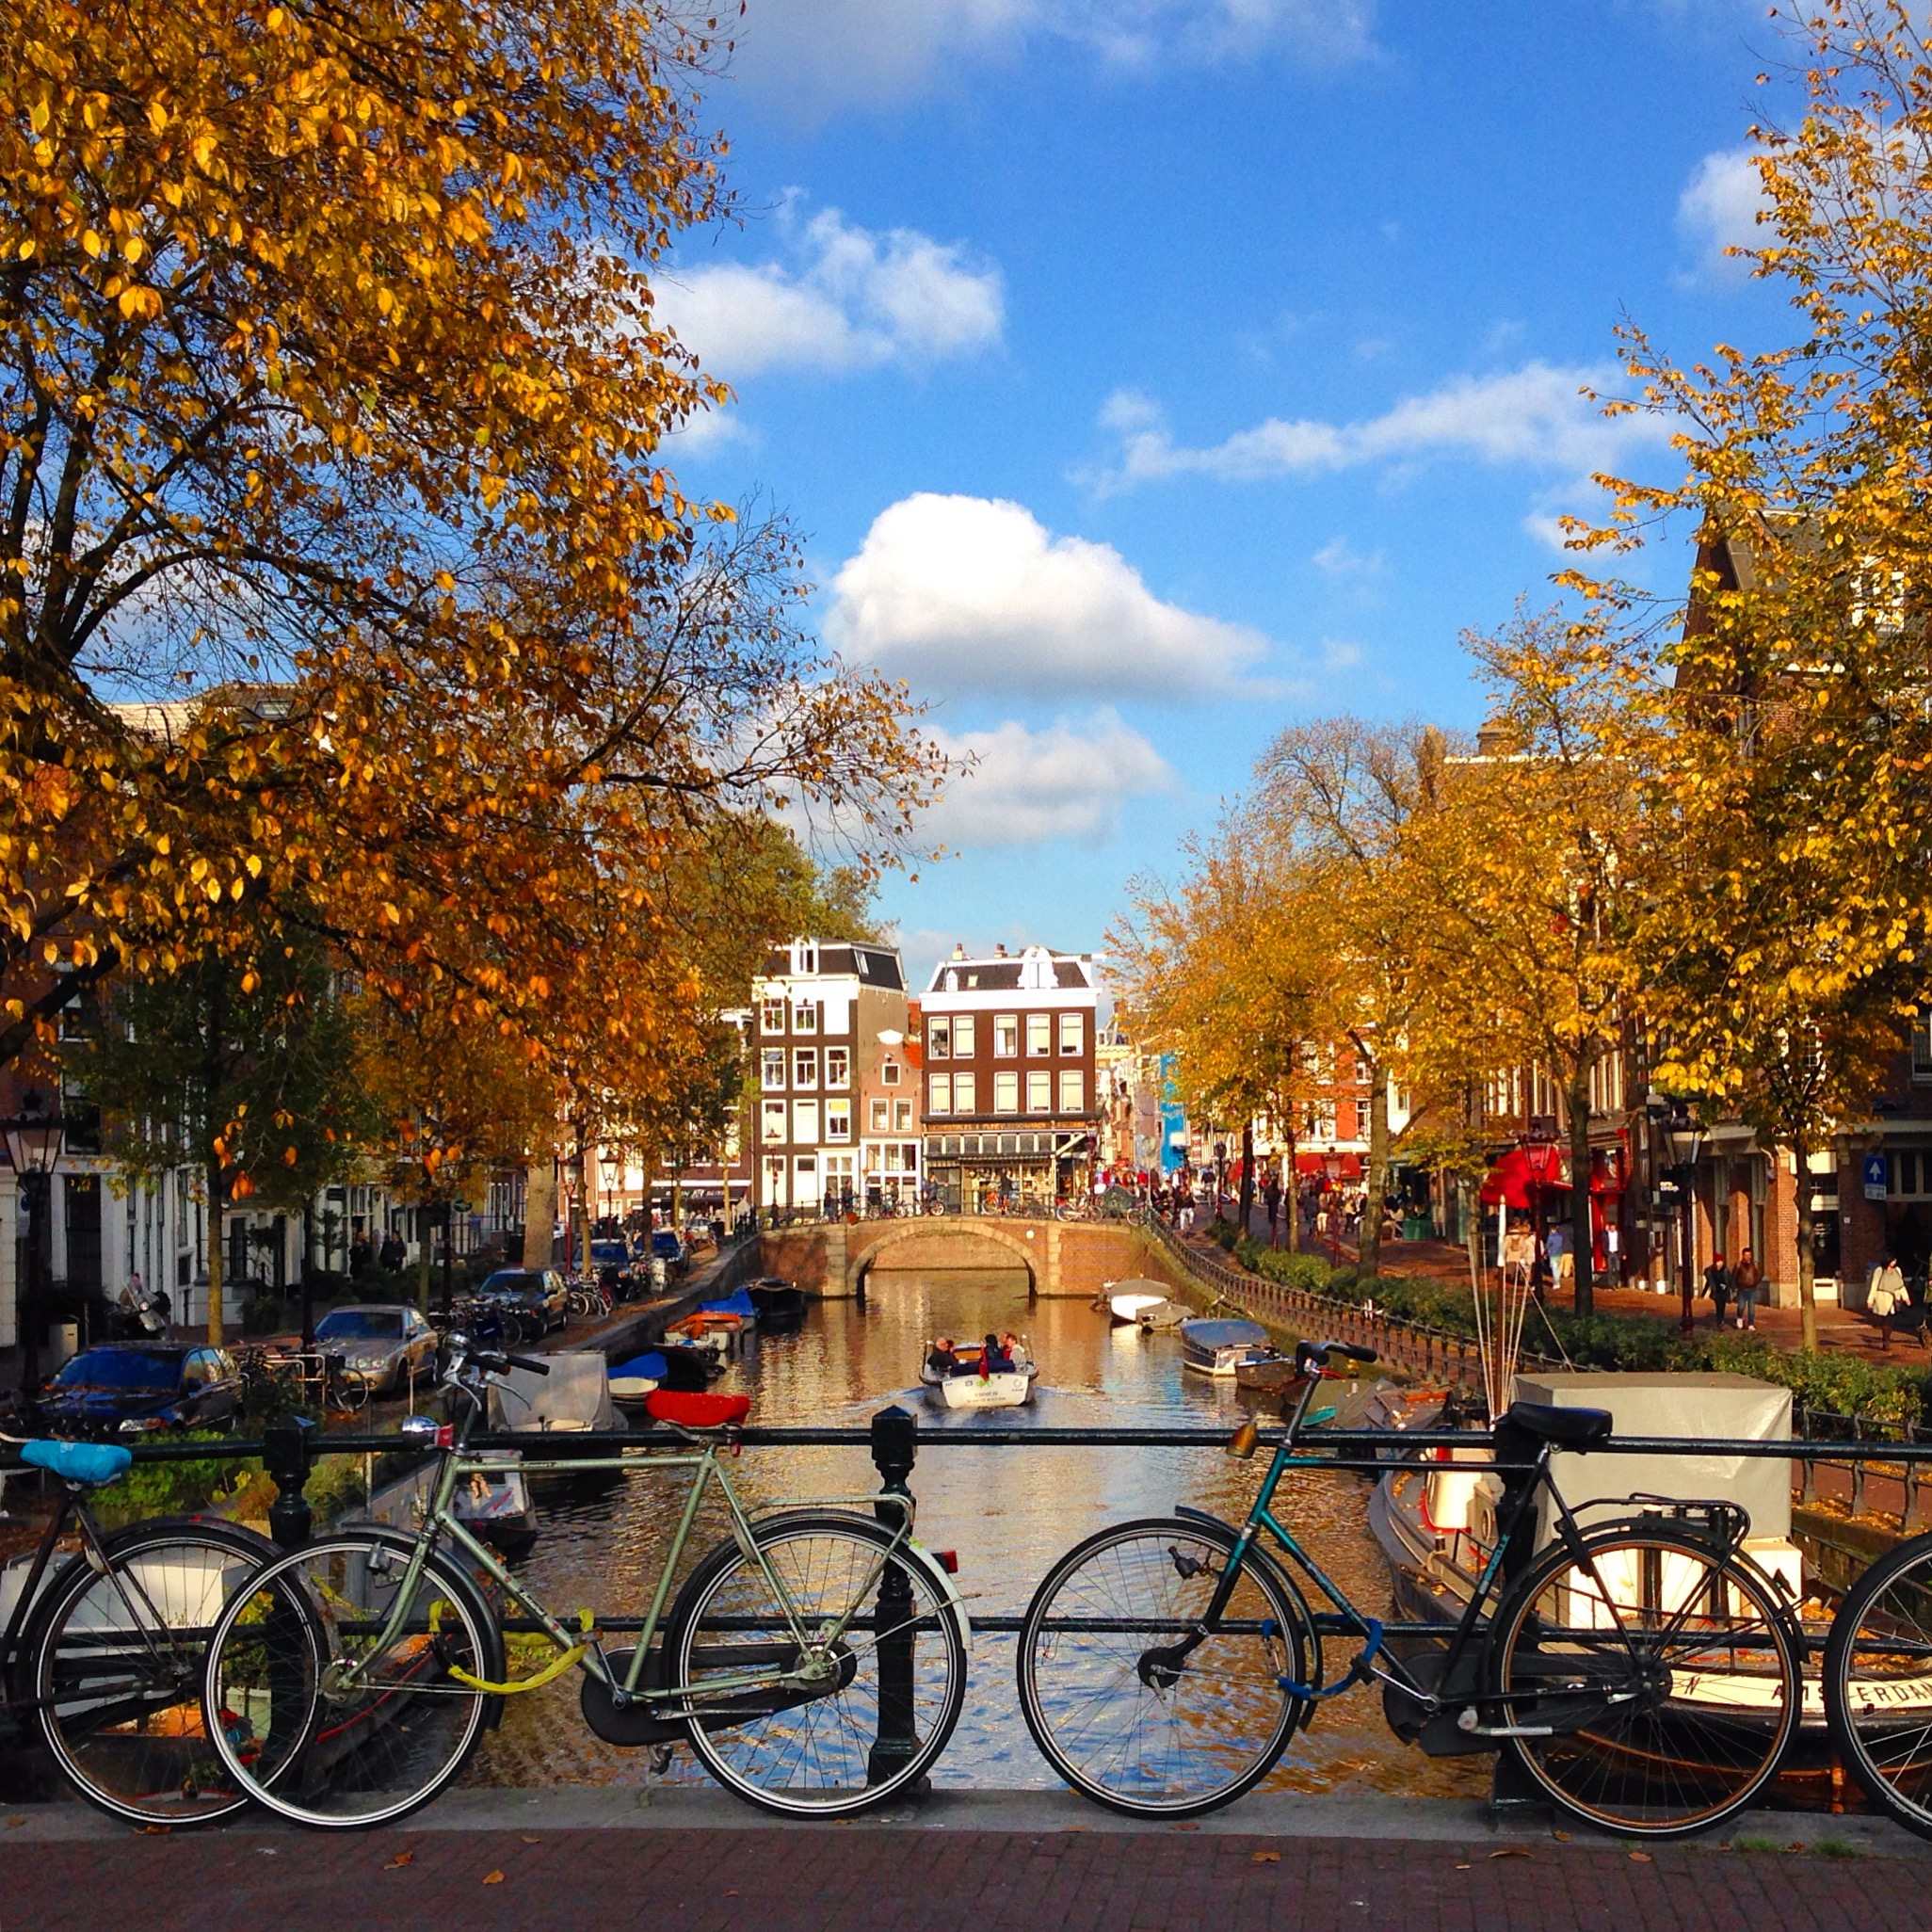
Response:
[1179,1317,1273,1377]
[1135,1298,1187,1330]
[1105,1279,1171,1325]
[747,1278,809,1328]
[607,1352,665,1409]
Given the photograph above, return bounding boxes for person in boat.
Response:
[926,1337,958,1375]
[1001,1330,1030,1370]
[980,1331,1013,1376]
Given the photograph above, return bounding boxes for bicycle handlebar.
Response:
[478,1349,550,1377]
[1296,1340,1378,1373]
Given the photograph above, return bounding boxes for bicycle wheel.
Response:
[664,1511,967,1815]
[1016,1517,1312,1818]
[202,1530,499,1827]
[328,1371,370,1415]
[1824,1527,1932,1838]
[24,1516,279,1827]
[1489,1527,1800,1838]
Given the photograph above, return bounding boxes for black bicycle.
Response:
[1017,1340,1802,1837]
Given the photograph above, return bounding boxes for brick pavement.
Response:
[3,1823,1920,1932]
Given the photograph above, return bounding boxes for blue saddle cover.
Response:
[20,1440,134,1485]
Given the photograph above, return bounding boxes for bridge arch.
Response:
[847,1216,1043,1296]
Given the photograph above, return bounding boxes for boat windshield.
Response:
[54,1350,179,1393]
[316,1311,404,1342]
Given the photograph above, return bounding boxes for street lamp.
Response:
[1661,1100,1707,1338]
[5,1090,65,1395]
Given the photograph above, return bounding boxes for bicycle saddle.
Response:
[1497,1401,1612,1448]
[20,1439,135,1484]
[644,1392,751,1429]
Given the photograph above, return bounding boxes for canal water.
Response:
[468,1270,1487,1799]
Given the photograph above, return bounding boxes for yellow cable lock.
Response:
[427,1602,593,1695]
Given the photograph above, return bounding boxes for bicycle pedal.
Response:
[649,1745,676,1775]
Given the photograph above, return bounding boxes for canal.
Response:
[468,1270,1487,1799]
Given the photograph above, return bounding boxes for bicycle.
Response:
[1015,1339,1802,1837]
[0,1434,279,1826]
[201,1334,971,1827]
[1822,1521,1932,1837]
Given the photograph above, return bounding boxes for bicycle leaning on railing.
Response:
[0,1434,278,1826]
[1014,1339,1805,1839]
[198,1334,972,1827]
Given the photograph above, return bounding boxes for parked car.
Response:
[650,1229,687,1277]
[39,1344,242,1438]
[313,1304,440,1397]
[477,1266,569,1333]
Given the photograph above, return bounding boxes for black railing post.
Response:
[867,1404,924,1792]
[265,1415,317,1550]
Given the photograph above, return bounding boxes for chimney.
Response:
[951,942,965,959]
[994,942,1007,958]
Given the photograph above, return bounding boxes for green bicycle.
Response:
[201,1337,970,1827]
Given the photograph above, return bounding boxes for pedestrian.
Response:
[1732,1248,1762,1330]
[1264,1175,1281,1247]
[118,1271,143,1340]
[1870,1254,1908,1351]
[1702,1252,1731,1328]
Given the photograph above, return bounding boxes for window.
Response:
[792,1001,817,1034]
[825,1046,849,1088]
[792,1100,819,1145]
[953,1015,976,1057]
[762,998,786,1033]
[794,1153,817,1182]
[928,1018,951,1057]
[928,1074,952,1116]
[953,1071,977,1113]
[870,1099,889,1132]
[1026,1071,1051,1112]
[994,1071,1020,1114]
[761,1100,786,1145]
[793,1047,818,1087]
[1059,1071,1084,1114]
[1026,1013,1052,1056]
[1059,1012,1083,1055]
[881,1059,901,1086]
[790,942,817,976]
[994,1014,1019,1056]
[762,1049,785,1089]
[894,1100,913,1131]
[826,1101,851,1142]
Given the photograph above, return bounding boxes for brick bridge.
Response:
[754,1216,1188,1300]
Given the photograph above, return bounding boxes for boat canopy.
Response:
[1179,1318,1269,1349]
[700,1288,757,1319]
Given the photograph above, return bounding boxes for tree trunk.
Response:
[1283,1124,1299,1253]
[523,1119,557,1270]
[1360,1060,1389,1279]
[1567,1078,1594,1318]
[1794,1133,1817,1352]
[1237,1120,1255,1238]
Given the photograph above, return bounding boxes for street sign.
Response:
[1864,1153,1888,1202]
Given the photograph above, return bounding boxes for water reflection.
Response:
[469,1270,1486,1798]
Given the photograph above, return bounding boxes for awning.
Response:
[1479,1146,1570,1207]
[1293,1152,1362,1180]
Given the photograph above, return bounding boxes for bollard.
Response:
[265,1415,318,1550]
[867,1404,924,1792]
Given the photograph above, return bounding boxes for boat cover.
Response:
[1178,1318,1270,1350]
[700,1288,757,1320]
[488,1353,616,1432]
[609,1353,668,1383]
[1511,1370,1792,1545]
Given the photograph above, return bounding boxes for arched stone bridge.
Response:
[755,1215,1178,1300]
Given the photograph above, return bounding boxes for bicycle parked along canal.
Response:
[1,1433,278,1826]
[1015,1339,1805,1839]
[200,1333,971,1827]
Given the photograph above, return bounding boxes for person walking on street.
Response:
[1702,1253,1731,1329]
[1870,1254,1910,1351]
[1732,1249,1762,1330]
[1264,1175,1281,1247]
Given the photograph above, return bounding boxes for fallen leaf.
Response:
[521,1836,539,1845]
[1629,1851,1653,1864]
[1250,1851,1281,1864]
[1171,1821,1200,1832]
[139,1826,170,1837]
[384,1852,413,1871]
[725,1889,740,1896]
[4,1819,24,1829]
[1553,1830,1572,1842]
[1786,1843,1805,1854]
[482,1872,505,1886]
[1455,1863,1471,1872]
[1488,1848,1531,1860]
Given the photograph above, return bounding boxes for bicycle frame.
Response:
[339,1394,914,1712]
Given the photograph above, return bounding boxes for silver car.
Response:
[314,1304,439,1396]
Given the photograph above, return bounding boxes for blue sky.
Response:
[658,1,1797,989]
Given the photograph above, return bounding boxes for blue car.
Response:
[650,1229,686,1277]
[39,1344,241,1438]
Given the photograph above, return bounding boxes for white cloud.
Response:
[1677,146,1767,277]
[1311,536,1383,581]
[732,1,1375,121]
[1093,362,1672,492]
[925,711,1173,846]
[825,491,1269,698]
[657,206,1003,378]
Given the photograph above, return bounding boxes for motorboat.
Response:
[607,1352,665,1409]
[747,1278,809,1328]
[666,1287,757,1360]
[486,1353,621,1444]
[369,1448,538,1552]
[919,1341,1038,1410]
[1179,1317,1274,1377]
[1105,1279,1170,1324]
[1135,1298,1187,1330]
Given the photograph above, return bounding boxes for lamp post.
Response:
[1662,1101,1707,1339]
[5,1090,65,1396]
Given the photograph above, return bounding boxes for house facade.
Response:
[919,943,1101,1207]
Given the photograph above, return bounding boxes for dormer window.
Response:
[789,940,817,976]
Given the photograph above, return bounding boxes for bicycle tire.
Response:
[22,1515,280,1827]
[664,1511,967,1816]
[1824,1526,1932,1838]
[1488,1526,1800,1838]
[202,1530,500,1828]
[1016,1516,1312,1819]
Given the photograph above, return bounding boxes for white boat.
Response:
[1135,1299,1187,1330]
[1178,1317,1274,1377]
[919,1360,1039,1409]
[607,1352,664,1406]
[1105,1279,1170,1324]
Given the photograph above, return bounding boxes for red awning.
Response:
[1479,1146,1570,1207]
